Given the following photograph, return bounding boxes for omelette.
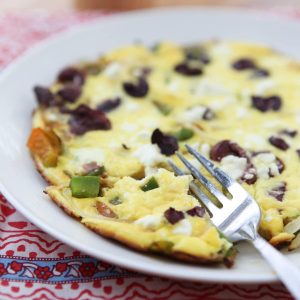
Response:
[27,41,300,266]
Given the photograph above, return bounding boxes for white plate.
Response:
[0,7,300,284]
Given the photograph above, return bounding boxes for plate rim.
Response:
[1,6,300,284]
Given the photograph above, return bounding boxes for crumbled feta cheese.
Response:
[244,172,255,180]
[134,215,162,230]
[269,163,280,177]
[255,153,276,164]
[220,155,247,180]
[256,166,269,179]
[252,153,279,179]
[181,106,207,122]
[104,62,122,78]
[133,144,165,167]
[172,219,192,236]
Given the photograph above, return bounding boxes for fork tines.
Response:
[168,145,245,218]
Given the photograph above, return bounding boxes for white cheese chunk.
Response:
[220,155,247,180]
[252,153,279,179]
[172,219,192,236]
[133,144,165,167]
[244,172,255,180]
[70,148,104,165]
[134,215,162,230]
[181,106,207,123]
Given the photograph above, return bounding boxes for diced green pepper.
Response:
[173,128,194,141]
[141,177,159,192]
[87,166,105,176]
[70,176,100,198]
[153,101,172,116]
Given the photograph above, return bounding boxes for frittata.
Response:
[27,41,300,266]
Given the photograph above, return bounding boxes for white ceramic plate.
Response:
[0,7,300,284]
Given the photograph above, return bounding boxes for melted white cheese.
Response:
[172,219,192,236]
[220,155,247,180]
[133,144,165,167]
[252,153,279,179]
[134,214,162,230]
[181,106,207,123]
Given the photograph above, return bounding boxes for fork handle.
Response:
[251,235,300,299]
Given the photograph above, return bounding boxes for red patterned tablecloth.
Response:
[0,11,297,300]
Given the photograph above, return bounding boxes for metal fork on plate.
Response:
[169,145,300,299]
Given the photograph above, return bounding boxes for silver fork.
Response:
[169,145,300,299]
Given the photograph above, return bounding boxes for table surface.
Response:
[0,0,299,11]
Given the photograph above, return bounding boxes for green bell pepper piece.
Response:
[141,177,159,192]
[173,128,194,141]
[70,176,100,198]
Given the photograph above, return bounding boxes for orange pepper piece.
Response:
[27,127,61,167]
